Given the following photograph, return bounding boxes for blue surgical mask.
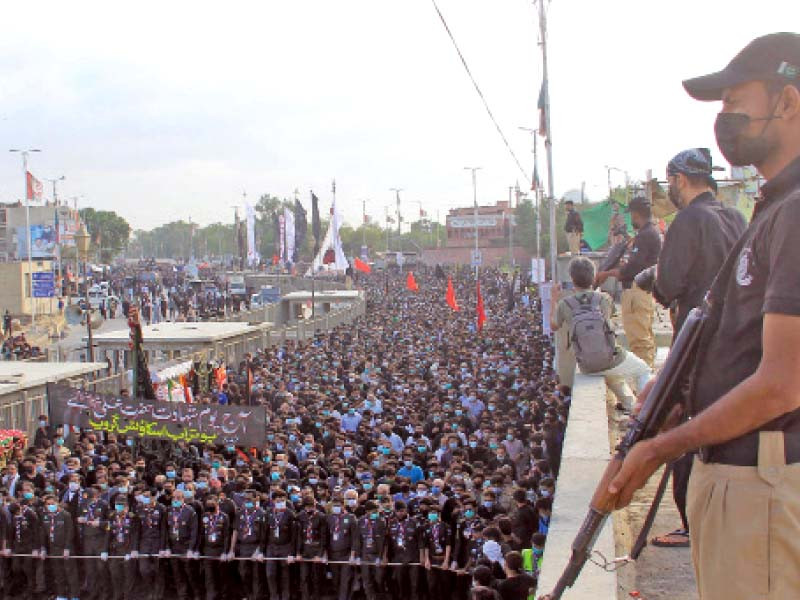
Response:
[469,441,477,448]
[140,497,151,505]
[47,504,58,513]
[403,460,413,468]
[166,470,176,479]
[308,477,318,485]
[464,509,475,518]
[483,500,493,509]
[244,501,254,509]
[332,506,342,514]
[115,504,125,512]
[271,472,280,481]
[363,483,373,491]
[369,512,379,521]
[431,486,441,495]
[227,445,235,453]
[184,491,194,499]
[417,445,426,453]
[23,492,33,500]
[449,442,458,449]
[290,494,300,503]
[196,481,208,489]
[427,512,439,522]
[274,501,286,510]
[172,500,182,508]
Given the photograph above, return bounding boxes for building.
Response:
[0,203,80,263]
[445,200,516,248]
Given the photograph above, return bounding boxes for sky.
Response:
[0,1,797,231]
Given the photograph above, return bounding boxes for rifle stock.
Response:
[540,307,707,600]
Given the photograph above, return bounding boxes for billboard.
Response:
[16,225,57,258]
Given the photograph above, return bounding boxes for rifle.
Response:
[540,305,707,600]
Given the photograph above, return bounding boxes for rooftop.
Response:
[0,361,107,396]
[90,321,270,345]
[282,290,362,302]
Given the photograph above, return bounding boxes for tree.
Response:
[79,208,131,263]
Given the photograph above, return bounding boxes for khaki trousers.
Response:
[566,231,581,254]
[620,284,655,366]
[687,432,800,600]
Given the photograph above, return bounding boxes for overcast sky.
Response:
[0,1,797,231]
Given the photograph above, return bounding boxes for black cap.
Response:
[625,196,651,213]
[683,33,800,101]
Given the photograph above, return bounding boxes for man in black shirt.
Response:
[563,200,584,254]
[597,196,662,366]
[608,32,800,599]
[649,147,747,549]
[497,551,536,600]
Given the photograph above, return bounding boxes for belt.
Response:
[699,431,800,466]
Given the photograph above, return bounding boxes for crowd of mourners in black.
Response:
[0,267,568,600]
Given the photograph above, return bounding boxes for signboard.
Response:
[16,225,57,259]
[470,249,482,267]
[449,215,502,229]
[32,271,55,298]
[539,282,553,336]
[530,258,546,284]
[47,383,266,446]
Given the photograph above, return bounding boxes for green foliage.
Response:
[514,196,567,267]
[78,208,131,263]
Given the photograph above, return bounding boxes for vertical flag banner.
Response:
[278,214,286,263]
[311,192,321,257]
[537,81,548,140]
[294,199,307,262]
[406,271,419,292]
[477,280,486,332]
[26,171,43,202]
[284,207,295,266]
[446,277,460,311]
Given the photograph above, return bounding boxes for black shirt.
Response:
[618,221,661,288]
[498,573,538,600]
[655,192,746,331]
[693,155,800,465]
[564,210,583,234]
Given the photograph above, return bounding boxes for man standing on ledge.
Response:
[608,32,800,599]
[564,200,584,254]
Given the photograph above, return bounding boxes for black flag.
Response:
[311,192,321,257]
[294,199,307,262]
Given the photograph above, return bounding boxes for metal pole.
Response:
[85,256,94,362]
[538,0,557,282]
[508,186,514,266]
[464,167,481,279]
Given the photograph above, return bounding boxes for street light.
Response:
[464,167,481,279]
[75,223,94,362]
[10,148,42,328]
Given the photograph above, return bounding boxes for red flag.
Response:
[446,277,459,311]
[476,280,486,332]
[271,254,279,265]
[354,257,371,273]
[406,271,419,292]
[26,171,43,202]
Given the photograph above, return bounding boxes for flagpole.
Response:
[10,149,42,328]
[537,0,557,282]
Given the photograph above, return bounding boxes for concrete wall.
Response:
[420,245,532,267]
[537,373,617,598]
[0,260,58,317]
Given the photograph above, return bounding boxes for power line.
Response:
[430,0,529,182]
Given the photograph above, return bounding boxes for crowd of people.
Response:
[0,267,568,600]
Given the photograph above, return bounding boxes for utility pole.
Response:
[464,167,481,279]
[389,188,403,251]
[46,175,65,296]
[10,148,42,328]
[362,199,367,248]
[231,205,240,271]
[537,0,557,282]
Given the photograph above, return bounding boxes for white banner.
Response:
[449,215,502,228]
[246,203,256,265]
[279,214,285,263]
[284,207,295,264]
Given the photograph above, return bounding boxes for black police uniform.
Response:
[200,510,230,600]
[265,507,296,600]
[618,221,662,288]
[295,508,328,600]
[387,514,423,600]
[325,509,358,600]
[78,494,110,600]
[565,209,584,234]
[8,503,39,598]
[136,500,167,600]
[41,506,79,599]
[103,510,140,600]
[233,505,266,600]
[165,504,199,600]
[423,520,452,600]
[353,515,388,600]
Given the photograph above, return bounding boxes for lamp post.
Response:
[10,148,42,328]
[464,167,481,279]
[75,223,93,362]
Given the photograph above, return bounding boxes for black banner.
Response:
[47,383,266,447]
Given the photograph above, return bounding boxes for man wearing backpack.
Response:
[550,256,651,412]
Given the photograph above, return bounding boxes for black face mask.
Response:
[668,182,682,210]
[714,111,779,167]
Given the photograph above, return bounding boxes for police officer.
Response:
[163,489,199,600]
[326,496,358,600]
[230,490,266,600]
[452,497,482,599]
[135,488,166,600]
[422,503,452,600]
[200,495,230,600]
[647,148,747,550]
[386,500,423,600]
[608,32,800,600]
[353,501,387,600]
[265,490,296,600]
[102,494,139,600]
[564,200,584,254]
[78,485,109,600]
[596,196,662,367]
[295,496,328,600]
[40,494,79,600]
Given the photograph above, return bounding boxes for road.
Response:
[54,316,128,362]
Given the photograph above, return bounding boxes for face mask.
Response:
[427,512,439,522]
[227,445,235,453]
[533,547,544,557]
[274,501,286,510]
[47,504,58,513]
[212,462,220,469]
[166,471,176,479]
[244,501,254,509]
[506,434,514,441]
[69,482,80,491]
[714,110,779,166]
[464,509,475,518]
[343,451,352,458]
[369,512,379,521]
[380,447,390,456]
[184,491,194,499]
[403,460,413,468]
[38,420,46,427]
[271,472,280,481]
[23,492,34,500]
[540,489,551,498]
[483,500,493,509]
[363,483,373,491]
[196,481,208,489]
[172,500,182,508]
[115,504,125,512]
[489,443,498,450]
[431,486,441,495]
[118,487,128,494]
[290,494,300,503]
[449,442,458,449]
[140,497,151,505]
[487,406,495,412]
[469,441,477,448]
